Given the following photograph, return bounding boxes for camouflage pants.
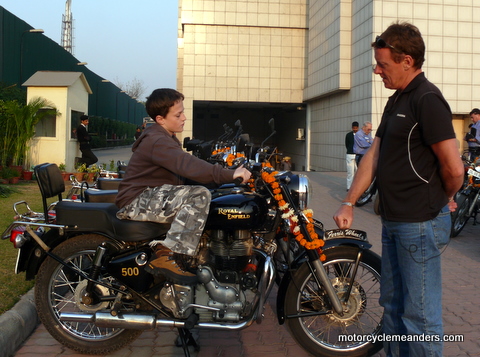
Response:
[116,184,211,256]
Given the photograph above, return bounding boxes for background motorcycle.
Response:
[3,127,383,357]
[451,156,480,237]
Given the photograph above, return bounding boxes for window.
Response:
[34,109,56,137]
[71,110,84,139]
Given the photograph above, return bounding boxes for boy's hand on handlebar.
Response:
[233,165,252,184]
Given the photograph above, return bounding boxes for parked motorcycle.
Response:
[451,157,480,237]
[355,178,377,207]
[2,144,383,357]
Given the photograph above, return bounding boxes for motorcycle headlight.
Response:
[475,158,480,173]
[287,174,311,210]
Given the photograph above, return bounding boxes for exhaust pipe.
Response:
[60,311,252,330]
[60,312,185,330]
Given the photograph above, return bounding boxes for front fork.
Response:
[467,190,480,224]
[306,249,349,316]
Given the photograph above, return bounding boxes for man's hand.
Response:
[333,204,354,229]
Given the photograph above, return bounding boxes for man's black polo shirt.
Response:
[376,72,456,222]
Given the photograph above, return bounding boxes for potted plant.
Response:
[74,163,87,181]
[1,167,19,184]
[21,165,34,181]
[58,163,70,181]
[86,164,101,182]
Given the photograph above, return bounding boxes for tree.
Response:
[114,77,146,100]
[1,97,59,168]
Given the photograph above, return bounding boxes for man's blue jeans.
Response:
[380,205,450,357]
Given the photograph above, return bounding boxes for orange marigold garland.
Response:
[261,170,326,261]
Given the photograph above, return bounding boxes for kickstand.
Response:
[176,327,200,357]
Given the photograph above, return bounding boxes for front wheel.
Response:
[284,246,383,357]
[450,193,471,237]
[35,234,142,354]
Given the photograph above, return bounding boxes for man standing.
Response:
[334,22,463,356]
[353,121,372,165]
[76,115,98,167]
[345,121,359,190]
[465,108,480,161]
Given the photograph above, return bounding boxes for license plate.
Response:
[468,168,480,179]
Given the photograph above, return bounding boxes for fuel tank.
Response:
[205,191,268,230]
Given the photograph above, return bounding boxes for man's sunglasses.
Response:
[375,36,403,53]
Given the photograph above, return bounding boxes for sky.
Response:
[2,0,178,100]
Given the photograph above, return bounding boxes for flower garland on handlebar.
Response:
[261,164,326,261]
[210,143,325,259]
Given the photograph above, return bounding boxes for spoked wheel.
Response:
[451,193,471,237]
[284,246,383,357]
[35,234,142,354]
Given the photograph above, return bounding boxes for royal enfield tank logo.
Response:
[218,208,250,220]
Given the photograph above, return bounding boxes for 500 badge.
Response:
[121,267,140,276]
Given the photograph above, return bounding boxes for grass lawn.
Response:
[0,182,44,314]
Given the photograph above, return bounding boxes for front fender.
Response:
[275,237,373,325]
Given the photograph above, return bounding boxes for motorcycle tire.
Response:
[284,246,383,357]
[35,234,142,354]
[450,193,472,237]
[355,180,376,207]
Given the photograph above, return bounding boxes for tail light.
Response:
[10,227,28,248]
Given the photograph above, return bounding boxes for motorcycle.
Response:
[2,154,383,357]
[355,178,377,207]
[451,157,480,237]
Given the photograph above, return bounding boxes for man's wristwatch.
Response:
[341,202,354,208]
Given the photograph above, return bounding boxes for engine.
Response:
[158,189,278,322]
[158,229,259,321]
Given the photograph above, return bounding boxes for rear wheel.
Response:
[35,234,142,354]
[451,193,471,237]
[284,246,383,357]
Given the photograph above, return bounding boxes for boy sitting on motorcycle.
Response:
[115,88,251,284]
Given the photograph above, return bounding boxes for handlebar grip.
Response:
[234,177,243,186]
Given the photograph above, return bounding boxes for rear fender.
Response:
[17,229,65,280]
[275,237,372,325]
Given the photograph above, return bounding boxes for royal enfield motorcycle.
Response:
[451,157,480,237]
[2,160,383,357]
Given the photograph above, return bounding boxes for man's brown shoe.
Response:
[145,253,198,285]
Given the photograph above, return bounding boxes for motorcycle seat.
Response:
[84,189,118,203]
[55,201,169,242]
[97,177,122,190]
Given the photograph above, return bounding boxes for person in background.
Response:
[334,22,463,356]
[345,121,359,191]
[134,127,142,140]
[465,108,480,161]
[281,156,292,171]
[76,115,98,167]
[115,88,251,285]
[353,121,373,165]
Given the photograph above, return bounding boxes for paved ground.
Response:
[13,147,480,356]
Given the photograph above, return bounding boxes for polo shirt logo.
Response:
[397,113,406,117]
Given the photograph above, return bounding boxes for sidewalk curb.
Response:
[0,288,38,357]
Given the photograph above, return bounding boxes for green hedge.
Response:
[82,116,136,148]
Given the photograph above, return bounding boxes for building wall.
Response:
[177,0,480,171]
[178,0,309,140]
[308,0,480,171]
